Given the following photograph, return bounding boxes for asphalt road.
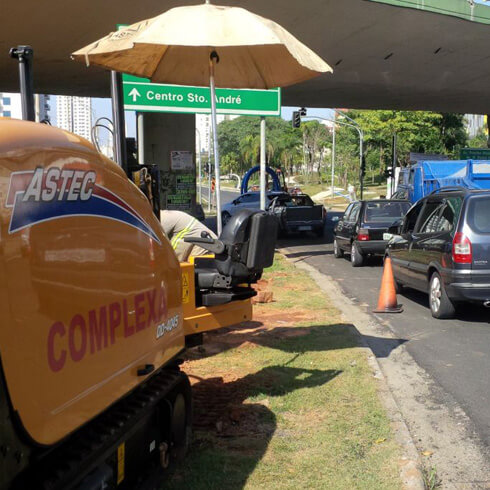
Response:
[198,184,239,207]
[278,214,490,449]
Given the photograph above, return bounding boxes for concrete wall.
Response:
[141,112,195,169]
[141,112,196,211]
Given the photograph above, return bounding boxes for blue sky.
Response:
[88,98,335,139]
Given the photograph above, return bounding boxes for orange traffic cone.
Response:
[373,257,403,313]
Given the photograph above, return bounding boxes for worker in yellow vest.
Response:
[160,210,217,261]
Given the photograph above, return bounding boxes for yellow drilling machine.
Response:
[0,46,277,489]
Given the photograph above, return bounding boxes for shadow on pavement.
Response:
[159,321,345,489]
[188,322,406,362]
[399,286,490,324]
[279,249,332,260]
[152,324,407,489]
[330,254,384,268]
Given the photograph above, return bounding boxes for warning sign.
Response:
[182,273,190,304]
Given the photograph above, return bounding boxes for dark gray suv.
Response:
[387,188,490,319]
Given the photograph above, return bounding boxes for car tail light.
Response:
[357,229,370,241]
[452,232,472,264]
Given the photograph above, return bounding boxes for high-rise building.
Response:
[195,114,238,155]
[465,114,485,138]
[35,94,51,123]
[0,93,52,122]
[0,93,22,119]
[56,96,92,141]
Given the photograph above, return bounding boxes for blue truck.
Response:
[392,160,490,203]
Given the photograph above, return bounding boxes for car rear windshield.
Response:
[363,201,411,223]
[467,196,490,233]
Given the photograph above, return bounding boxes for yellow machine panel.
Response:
[0,118,185,446]
[180,262,253,336]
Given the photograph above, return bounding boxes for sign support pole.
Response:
[260,117,267,210]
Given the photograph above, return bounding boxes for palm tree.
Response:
[239,134,260,168]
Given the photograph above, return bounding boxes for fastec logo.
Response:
[7,168,97,206]
[6,167,161,243]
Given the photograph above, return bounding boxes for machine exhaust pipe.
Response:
[9,46,35,122]
[483,301,490,308]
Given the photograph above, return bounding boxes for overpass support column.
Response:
[141,113,196,212]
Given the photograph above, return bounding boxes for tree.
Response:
[216,110,468,190]
[468,128,489,149]
[300,121,331,181]
[336,110,468,185]
[239,134,259,167]
[217,116,302,176]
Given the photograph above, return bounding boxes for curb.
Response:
[283,254,426,490]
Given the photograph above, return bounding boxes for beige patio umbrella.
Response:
[72,1,332,233]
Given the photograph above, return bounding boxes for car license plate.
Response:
[383,233,392,240]
[298,226,312,231]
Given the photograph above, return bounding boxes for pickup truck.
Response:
[221,191,326,237]
[270,192,326,236]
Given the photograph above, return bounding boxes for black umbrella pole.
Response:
[10,46,35,122]
[111,71,128,174]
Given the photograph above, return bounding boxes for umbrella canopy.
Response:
[72,2,332,235]
[72,3,332,88]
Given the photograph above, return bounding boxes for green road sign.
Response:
[460,147,490,160]
[122,74,281,116]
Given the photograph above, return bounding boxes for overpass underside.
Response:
[1,0,489,113]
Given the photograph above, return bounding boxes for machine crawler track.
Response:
[14,364,191,490]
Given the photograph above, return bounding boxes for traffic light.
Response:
[360,155,366,178]
[292,111,301,128]
[384,166,394,178]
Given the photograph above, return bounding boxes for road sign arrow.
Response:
[128,88,141,102]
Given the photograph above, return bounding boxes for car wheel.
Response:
[222,212,231,226]
[351,242,364,267]
[333,238,344,258]
[429,272,455,319]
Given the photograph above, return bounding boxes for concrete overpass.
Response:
[2,0,490,113]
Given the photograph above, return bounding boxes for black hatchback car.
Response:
[333,199,410,267]
[387,188,490,319]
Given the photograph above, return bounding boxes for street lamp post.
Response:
[335,110,364,199]
[303,115,363,199]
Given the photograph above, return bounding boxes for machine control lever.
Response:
[184,236,225,254]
